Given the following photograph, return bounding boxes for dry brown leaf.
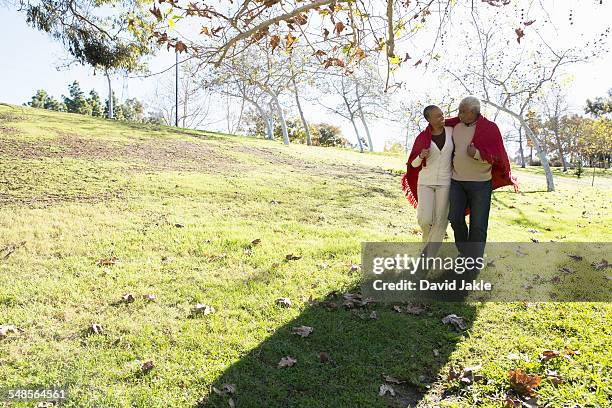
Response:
[285,254,302,261]
[382,374,405,384]
[508,368,541,397]
[319,351,330,363]
[442,314,467,330]
[141,359,155,373]
[392,305,402,313]
[591,259,609,270]
[97,256,118,266]
[143,294,157,302]
[405,304,425,315]
[539,350,561,363]
[0,324,21,339]
[251,238,261,246]
[277,356,297,369]
[378,383,395,397]
[291,325,313,338]
[122,293,135,303]
[568,254,583,261]
[194,304,215,315]
[276,297,292,308]
[212,383,236,396]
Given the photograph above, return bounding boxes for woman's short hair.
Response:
[423,105,440,120]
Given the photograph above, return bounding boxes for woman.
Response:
[401,105,454,243]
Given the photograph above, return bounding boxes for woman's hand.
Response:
[419,148,430,159]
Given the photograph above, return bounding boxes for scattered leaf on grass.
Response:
[544,369,564,385]
[193,304,215,315]
[530,238,539,243]
[0,325,22,339]
[405,304,425,315]
[539,350,560,362]
[392,305,402,313]
[277,356,297,369]
[212,383,236,396]
[508,368,541,397]
[97,256,118,266]
[251,238,261,246]
[291,325,313,338]
[319,351,330,363]
[527,228,539,233]
[568,254,583,261]
[447,364,483,384]
[141,359,155,373]
[349,264,360,272]
[122,293,135,303]
[591,259,609,270]
[370,311,379,320]
[89,323,104,335]
[174,223,184,228]
[320,300,337,310]
[442,314,467,330]
[342,293,374,308]
[558,267,574,274]
[285,254,302,261]
[378,383,395,397]
[382,374,405,384]
[276,298,292,308]
[143,294,157,302]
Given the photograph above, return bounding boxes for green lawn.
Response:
[0,105,610,407]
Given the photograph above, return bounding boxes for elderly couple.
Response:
[401,96,518,261]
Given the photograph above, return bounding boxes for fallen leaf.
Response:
[320,300,337,310]
[508,368,541,397]
[174,223,185,228]
[193,304,215,315]
[591,259,609,270]
[277,356,297,369]
[141,359,155,373]
[122,293,135,303]
[0,324,21,339]
[349,264,360,272]
[527,228,539,233]
[442,314,467,330]
[530,238,539,243]
[276,297,292,308]
[89,323,104,335]
[369,311,379,320]
[251,238,261,246]
[539,350,560,362]
[378,383,396,397]
[319,351,329,363]
[212,383,236,396]
[544,369,564,385]
[568,254,583,261]
[143,294,157,302]
[558,267,574,274]
[285,254,302,261]
[383,374,405,384]
[392,305,402,313]
[97,256,118,266]
[291,325,313,338]
[405,304,425,315]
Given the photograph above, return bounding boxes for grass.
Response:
[0,104,610,407]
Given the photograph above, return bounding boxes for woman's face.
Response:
[427,107,444,128]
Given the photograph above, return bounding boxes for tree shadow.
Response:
[198,286,478,407]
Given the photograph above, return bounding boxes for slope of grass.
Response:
[0,105,610,407]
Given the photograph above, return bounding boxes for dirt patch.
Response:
[232,144,401,181]
[0,134,240,173]
[0,190,126,208]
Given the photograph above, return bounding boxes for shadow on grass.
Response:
[198,287,477,407]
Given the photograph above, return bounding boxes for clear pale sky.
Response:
[1,2,610,152]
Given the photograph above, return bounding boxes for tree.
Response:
[444,4,604,191]
[63,81,92,115]
[27,90,49,109]
[20,0,156,118]
[87,90,104,117]
[585,89,612,117]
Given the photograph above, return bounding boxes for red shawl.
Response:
[401,115,518,209]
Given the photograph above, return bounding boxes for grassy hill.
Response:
[0,104,610,407]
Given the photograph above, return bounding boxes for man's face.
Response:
[427,107,444,128]
[458,104,478,125]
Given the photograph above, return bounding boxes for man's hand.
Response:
[467,143,478,158]
[419,148,430,159]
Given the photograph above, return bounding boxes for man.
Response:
[445,96,518,265]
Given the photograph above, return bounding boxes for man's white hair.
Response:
[459,96,481,114]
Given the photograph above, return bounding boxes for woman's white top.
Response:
[411,126,454,186]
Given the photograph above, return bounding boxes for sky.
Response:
[0,1,611,152]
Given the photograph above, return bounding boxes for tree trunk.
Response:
[518,126,526,168]
[483,100,554,191]
[355,83,374,152]
[252,101,273,140]
[105,70,113,119]
[350,115,364,153]
[553,129,568,171]
[272,94,290,145]
[292,76,312,146]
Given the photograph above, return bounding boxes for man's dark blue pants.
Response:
[448,179,492,261]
